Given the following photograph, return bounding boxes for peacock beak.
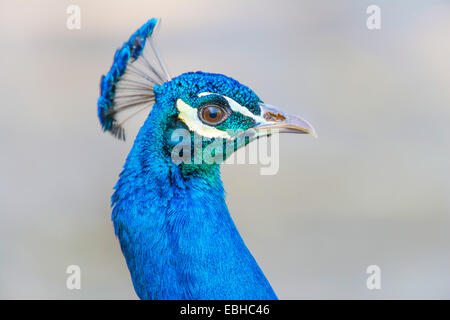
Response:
[253,103,317,137]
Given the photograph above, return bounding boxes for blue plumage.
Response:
[98,18,162,139]
[98,18,315,300]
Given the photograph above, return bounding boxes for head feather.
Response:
[97,18,170,140]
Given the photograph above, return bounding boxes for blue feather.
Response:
[97,18,160,139]
[98,18,315,300]
[111,72,277,299]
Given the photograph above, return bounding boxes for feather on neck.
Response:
[111,104,277,299]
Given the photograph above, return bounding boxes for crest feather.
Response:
[97,18,171,140]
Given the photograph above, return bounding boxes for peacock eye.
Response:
[199,105,228,125]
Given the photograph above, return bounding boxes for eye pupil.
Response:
[207,107,219,119]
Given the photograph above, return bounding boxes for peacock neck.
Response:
[111,109,277,300]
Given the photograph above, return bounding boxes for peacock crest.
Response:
[97,18,170,140]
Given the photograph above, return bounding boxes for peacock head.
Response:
[97,18,316,169]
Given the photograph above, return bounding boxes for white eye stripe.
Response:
[176,99,231,139]
[198,92,213,97]
[197,92,266,123]
[222,96,266,123]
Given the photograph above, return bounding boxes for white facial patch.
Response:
[176,99,231,139]
[198,92,266,123]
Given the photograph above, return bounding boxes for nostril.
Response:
[263,111,286,122]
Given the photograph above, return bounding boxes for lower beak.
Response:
[253,103,317,137]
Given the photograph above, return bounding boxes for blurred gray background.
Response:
[1,0,449,299]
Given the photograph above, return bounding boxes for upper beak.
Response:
[254,103,317,138]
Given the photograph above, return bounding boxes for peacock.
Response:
[97,18,316,300]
